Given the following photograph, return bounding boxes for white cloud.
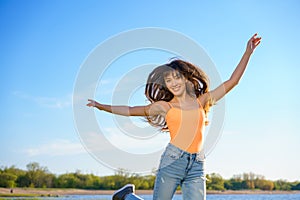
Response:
[24,139,86,157]
[98,78,115,86]
[13,91,72,109]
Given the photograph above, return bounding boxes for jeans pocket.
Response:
[166,150,181,160]
[159,149,181,169]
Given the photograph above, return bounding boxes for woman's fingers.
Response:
[252,36,262,48]
[86,99,96,107]
[252,33,258,39]
[247,33,261,52]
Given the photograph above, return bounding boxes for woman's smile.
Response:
[170,84,184,94]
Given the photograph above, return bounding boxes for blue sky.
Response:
[1,0,300,181]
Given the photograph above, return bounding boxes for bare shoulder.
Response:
[198,93,210,106]
[152,101,170,110]
[148,101,170,116]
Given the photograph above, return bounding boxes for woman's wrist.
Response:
[244,49,253,57]
[95,102,103,110]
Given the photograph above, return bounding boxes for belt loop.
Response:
[180,151,184,158]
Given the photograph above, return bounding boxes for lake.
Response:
[5,194,300,200]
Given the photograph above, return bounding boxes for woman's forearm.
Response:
[87,99,148,116]
[94,103,132,116]
[228,33,261,86]
[87,99,165,117]
[229,51,251,85]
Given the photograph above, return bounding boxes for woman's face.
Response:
[164,70,187,97]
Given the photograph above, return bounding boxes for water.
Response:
[5,194,300,200]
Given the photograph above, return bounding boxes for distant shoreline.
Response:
[1,187,300,197]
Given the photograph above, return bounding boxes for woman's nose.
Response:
[171,80,177,86]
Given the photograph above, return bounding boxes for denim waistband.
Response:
[165,143,205,161]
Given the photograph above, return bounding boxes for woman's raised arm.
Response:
[202,33,261,104]
[86,99,167,117]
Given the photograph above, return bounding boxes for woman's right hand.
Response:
[86,99,99,108]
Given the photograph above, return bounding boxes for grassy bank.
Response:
[1,187,300,198]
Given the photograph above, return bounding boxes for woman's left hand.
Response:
[246,33,261,54]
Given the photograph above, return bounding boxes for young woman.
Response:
[87,34,261,200]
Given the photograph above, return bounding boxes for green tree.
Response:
[241,173,255,189]
[0,165,26,188]
[291,182,300,190]
[25,162,55,188]
[55,173,80,188]
[274,179,292,190]
[206,173,225,190]
[224,179,232,190]
[2,163,300,191]
[254,178,274,190]
[0,172,17,188]
[16,173,31,187]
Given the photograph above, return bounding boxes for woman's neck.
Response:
[173,94,195,104]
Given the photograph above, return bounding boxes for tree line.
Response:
[1,162,299,191]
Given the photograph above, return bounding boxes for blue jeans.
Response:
[125,143,206,200]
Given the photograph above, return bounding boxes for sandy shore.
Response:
[1,187,299,197]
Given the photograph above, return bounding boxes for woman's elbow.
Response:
[229,78,239,87]
[225,79,239,93]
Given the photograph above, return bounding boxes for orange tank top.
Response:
[165,99,205,153]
